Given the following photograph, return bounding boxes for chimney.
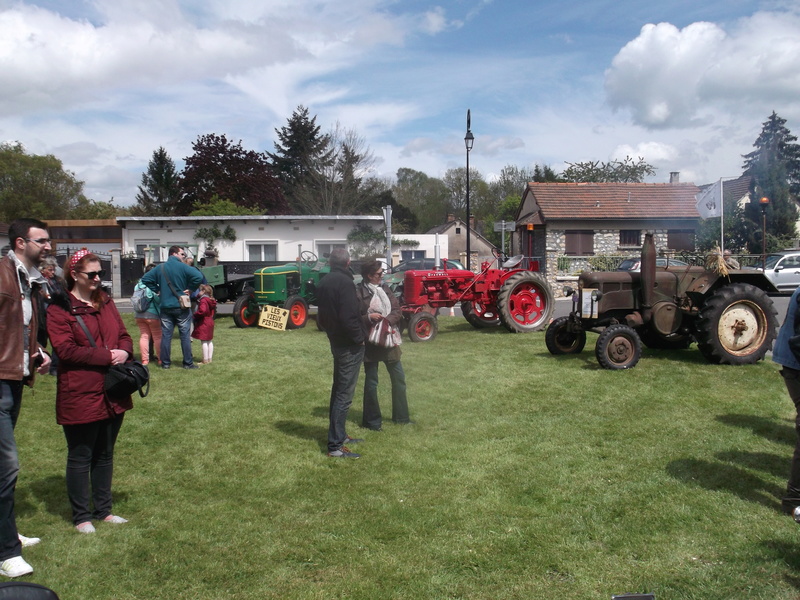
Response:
[670,172,680,184]
[447,214,455,222]
[469,216,475,229]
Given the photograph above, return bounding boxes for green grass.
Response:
[15,314,800,599]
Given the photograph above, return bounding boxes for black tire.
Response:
[461,301,501,328]
[545,316,587,355]
[497,271,554,333]
[284,295,309,329]
[638,328,692,350]
[595,324,642,370]
[695,283,778,365]
[408,312,438,343]
[233,293,259,328]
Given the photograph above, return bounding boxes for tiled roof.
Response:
[697,175,751,202]
[521,182,701,221]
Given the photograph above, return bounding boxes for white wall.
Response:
[390,234,450,266]
[117,215,384,262]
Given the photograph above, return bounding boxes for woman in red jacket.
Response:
[46,250,133,534]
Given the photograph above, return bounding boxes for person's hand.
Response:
[369,313,382,322]
[110,349,129,365]
[36,351,51,375]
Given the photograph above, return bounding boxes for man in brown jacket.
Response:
[0,218,52,577]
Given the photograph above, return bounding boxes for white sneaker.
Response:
[17,534,40,548]
[0,556,33,577]
[75,522,96,534]
[103,515,128,524]
[793,506,800,523]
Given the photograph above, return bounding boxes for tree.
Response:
[132,147,181,216]
[291,122,376,214]
[180,134,287,216]
[268,105,332,210]
[189,196,261,217]
[392,168,450,232]
[741,112,800,250]
[0,142,88,221]
[561,156,656,183]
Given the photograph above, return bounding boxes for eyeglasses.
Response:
[24,238,51,246]
[77,270,105,280]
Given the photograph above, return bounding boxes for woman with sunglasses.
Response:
[46,249,133,533]
[356,260,412,431]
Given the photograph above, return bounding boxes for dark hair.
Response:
[169,245,184,256]
[66,252,104,309]
[360,260,382,278]
[8,218,48,246]
[328,247,350,269]
[144,263,157,273]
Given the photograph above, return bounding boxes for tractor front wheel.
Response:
[284,295,309,329]
[233,293,259,328]
[497,272,554,333]
[545,316,587,355]
[595,324,642,370]
[461,301,501,328]
[408,312,438,343]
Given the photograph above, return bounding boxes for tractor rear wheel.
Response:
[595,324,642,370]
[545,316,587,355]
[408,312,438,342]
[497,271,554,333]
[695,283,777,365]
[233,293,259,328]
[461,301,501,328]
[284,295,309,329]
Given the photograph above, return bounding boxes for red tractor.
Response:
[398,253,554,342]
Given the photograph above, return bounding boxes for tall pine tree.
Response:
[742,112,800,250]
[267,106,333,212]
[132,147,181,216]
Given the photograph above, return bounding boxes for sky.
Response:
[1,0,799,208]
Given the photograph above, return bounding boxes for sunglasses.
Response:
[77,270,106,280]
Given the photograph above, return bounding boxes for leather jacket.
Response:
[0,254,44,384]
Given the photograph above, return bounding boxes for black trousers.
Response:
[62,414,124,525]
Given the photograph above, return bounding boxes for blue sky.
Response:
[0,0,798,207]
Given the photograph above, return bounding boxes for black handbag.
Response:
[75,315,150,398]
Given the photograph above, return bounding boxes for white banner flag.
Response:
[695,180,722,219]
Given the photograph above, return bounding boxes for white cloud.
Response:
[605,11,800,129]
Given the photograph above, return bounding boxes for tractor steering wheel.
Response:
[300,250,318,265]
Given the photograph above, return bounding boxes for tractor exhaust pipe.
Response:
[640,232,656,323]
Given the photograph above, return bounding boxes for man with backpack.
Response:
[141,247,203,369]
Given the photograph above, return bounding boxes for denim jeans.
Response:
[62,414,124,524]
[160,307,194,367]
[781,367,800,513]
[328,344,365,452]
[0,380,23,560]
[362,360,409,430]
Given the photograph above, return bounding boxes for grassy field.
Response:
[12,313,800,599]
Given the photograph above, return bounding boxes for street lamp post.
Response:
[760,196,770,269]
[464,109,474,271]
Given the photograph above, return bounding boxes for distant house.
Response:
[513,179,702,294]
[426,215,496,270]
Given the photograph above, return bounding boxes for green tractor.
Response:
[233,251,329,329]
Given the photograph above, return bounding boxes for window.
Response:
[619,230,641,246]
[135,240,160,260]
[247,243,277,261]
[400,250,426,261]
[317,242,346,258]
[667,230,695,252]
[564,231,594,255]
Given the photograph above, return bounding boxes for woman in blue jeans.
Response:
[356,260,411,431]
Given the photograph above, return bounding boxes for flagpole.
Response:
[719,177,724,253]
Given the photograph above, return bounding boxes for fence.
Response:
[553,253,761,276]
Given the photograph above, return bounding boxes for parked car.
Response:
[616,257,689,271]
[748,251,800,293]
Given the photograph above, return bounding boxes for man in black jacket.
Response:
[317,248,365,458]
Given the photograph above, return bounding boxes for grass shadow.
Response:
[274,420,327,451]
[716,413,795,446]
[26,474,73,522]
[666,458,783,511]
[715,450,788,479]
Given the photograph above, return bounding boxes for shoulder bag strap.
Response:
[74,314,97,348]
[161,264,181,298]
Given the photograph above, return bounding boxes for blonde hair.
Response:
[199,284,213,297]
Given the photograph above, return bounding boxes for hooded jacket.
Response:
[47,289,134,425]
[191,295,217,341]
